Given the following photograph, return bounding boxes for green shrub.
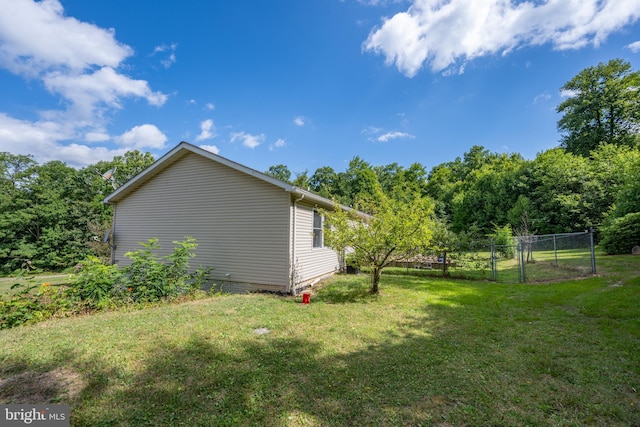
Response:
[70,256,121,309]
[119,237,212,303]
[600,212,640,255]
[489,224,515,258]
[0,283,41,329]
[1,237,213,329]
[0,282,74,329]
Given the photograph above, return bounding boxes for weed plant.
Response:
[0,237,212,329]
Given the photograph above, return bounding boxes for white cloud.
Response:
[377,131,415,142]
[196,119,216,141]
[0,0,132,75]
[115,124,168,150]
[85,131,110,142]
[0,112,125,167]
[199,144,220,155]
[361,126,384,135]
[153,43,177,68]
[364,0,640,77]
[55,143,127,168]
[294,116,306,126]
[560,88,579,98]
[269,138,286,151]
[533,91,551,104]
[44,66,167,118]
[205,102,215,110]
[0,0,168,166]
[626,40,640,52]
[362,126,415,142]
[230,131,265,149]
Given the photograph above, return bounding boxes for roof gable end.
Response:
[104,142,333,206]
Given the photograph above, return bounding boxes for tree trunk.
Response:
[371,266,381,294]
[442,251,448,277]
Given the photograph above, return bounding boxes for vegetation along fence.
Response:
[489,230,596,283]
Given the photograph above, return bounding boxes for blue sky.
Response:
[1,0,639,176]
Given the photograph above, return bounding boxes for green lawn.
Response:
[1,255,639,426]
[0,274,71,295]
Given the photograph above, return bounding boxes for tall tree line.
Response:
[267,143,638,238]
[0,151,154,273]
[1,58,639,273]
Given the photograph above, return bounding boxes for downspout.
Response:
[290,193,305,294]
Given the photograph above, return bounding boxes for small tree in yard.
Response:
[324,187,435,294]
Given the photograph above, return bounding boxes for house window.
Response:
[313,210,323,248]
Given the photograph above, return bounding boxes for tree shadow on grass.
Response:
[2,276,639,426]
[312,274,377,304]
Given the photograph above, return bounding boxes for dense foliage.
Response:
[0,151,155,274]
[557,59,640,156]
[600,213,640,255]
[324,186,435,294]
[1,59,639,274]
[0,237,212,329]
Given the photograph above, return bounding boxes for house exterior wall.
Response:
[290,201,340,293]
[111,152,291,293]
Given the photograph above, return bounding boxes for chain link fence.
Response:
[395,230,596,283]
[468,230,596,283]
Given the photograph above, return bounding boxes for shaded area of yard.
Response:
[1,256,639,426]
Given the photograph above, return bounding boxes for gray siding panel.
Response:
[291,202,340,291]
[112,152,291,291]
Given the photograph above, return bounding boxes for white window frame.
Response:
[313,209,324,248]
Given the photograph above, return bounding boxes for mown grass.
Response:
[0,255,639,426]
[0,274,71,295]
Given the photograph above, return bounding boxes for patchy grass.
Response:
[0,255,639,426]
[0,274,71,295]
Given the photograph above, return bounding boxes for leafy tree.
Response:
[374,162,428,199]
[600,212,640,255]
[324,186,435,294]
[265,164,292,183]
[0,153,38,271]
[374,162,404,195]
[525,148,591,234]
[0,150,156,274]
[309,166,340,199]
[585,144,640,224]
[426,146,502,228]
[488,224,515,258]
[292,170,310,189]
[557,59,640,156]
[450,153,527,234]
[338,156,379,206]
[430,217,457,276]
[111,150,156,185]
[508,195,534,233]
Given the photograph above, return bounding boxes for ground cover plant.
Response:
[0,237,212,329]
[0,254,638,426]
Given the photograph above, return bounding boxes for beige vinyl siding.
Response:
[291,201,340,291]
[112,152,291,292]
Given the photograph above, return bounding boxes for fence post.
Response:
[519,239,526,283]
[490,241,496,281]
[590,228,597,274]
[553,235,558,266]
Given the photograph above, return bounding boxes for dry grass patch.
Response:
[0,367,86,404]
